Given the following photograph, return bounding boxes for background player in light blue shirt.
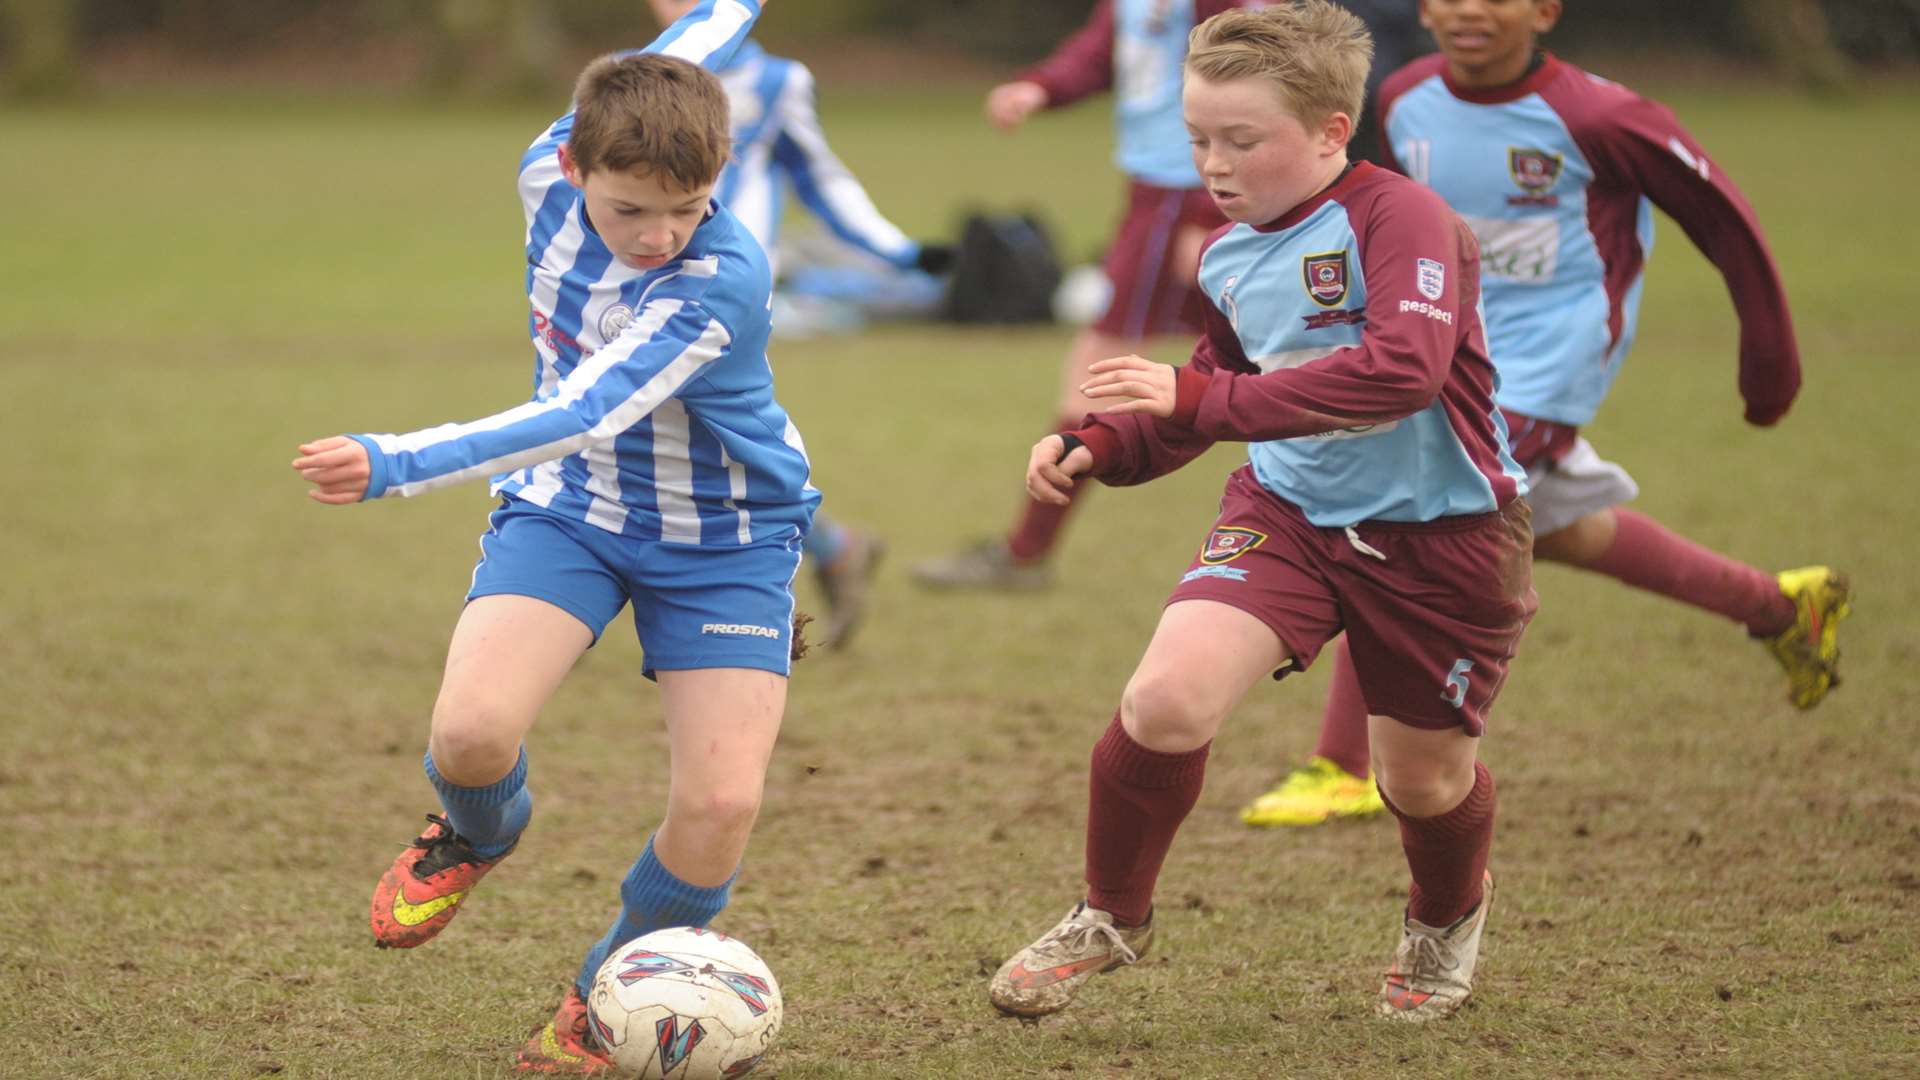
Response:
[291,2,812,1069]
[1244,0,1852,832]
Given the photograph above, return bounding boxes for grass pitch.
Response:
[3,80,1918,1078]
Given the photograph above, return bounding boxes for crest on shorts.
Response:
[1416,258,1445,301]
[1201,526,1268,565]
[1302,251,1349,307]
[1508,148,1563,193]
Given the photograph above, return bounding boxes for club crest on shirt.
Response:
[1201,526,1268,565]
[598,303,635,342]
[1416,258,1445,301]
[1302,251,1349,307]
[1508,148,1564,193]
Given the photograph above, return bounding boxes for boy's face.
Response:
[559,145,715,271]
[1419,0,1563,85]
[647,0,700,27]
[1185,74,1351,225]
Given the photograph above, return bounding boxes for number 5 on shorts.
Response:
[1441,659,1474,709]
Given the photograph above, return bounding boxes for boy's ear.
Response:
[558,143,585,188]
[1533,0,1564,34]
[1321,110,1355,154]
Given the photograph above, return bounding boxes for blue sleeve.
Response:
[628,0,762,70]
[353,298,733,501]
[769,63,919,268]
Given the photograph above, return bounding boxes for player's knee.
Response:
[429,693,528,771]
[1120,670,1221,752]
[671,784,764,839]
[1373,760,1472,817]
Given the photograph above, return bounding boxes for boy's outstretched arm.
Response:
[1581,97,1801,426]
[637,0,763,70]
[292,297,733,505]
[1001,0,1115,118]
[771,64,924,269]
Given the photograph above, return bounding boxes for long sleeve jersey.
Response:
[1378,53,1800,427]
[349,0,820,546]
[1073,163,1527,526]
[711,40,919,276]
[1018,0,1246,189]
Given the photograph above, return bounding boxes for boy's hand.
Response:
[1027,434,1092,507]
[985,81,1048,131]
[292,436,372,505]
[1081,354,1178,418]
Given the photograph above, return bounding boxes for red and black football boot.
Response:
[369,813,513,949]
[516,987,611,1075]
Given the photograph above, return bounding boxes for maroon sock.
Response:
[1005,416,1089,563]
[1084,713,1210,927]
[1310,636,1373,778]
[1583,509,1792,635]
[1383,761,1495,927]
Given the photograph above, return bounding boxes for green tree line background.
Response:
[5,0,1918,96]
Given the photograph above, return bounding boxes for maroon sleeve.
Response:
[1574,94,1801,426]
[1168,183,1472,442]
[1015,0,1114,109]
[1066,327,1235,488]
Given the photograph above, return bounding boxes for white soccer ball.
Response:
[587,926,783,1079]
[1052,263,1114,326]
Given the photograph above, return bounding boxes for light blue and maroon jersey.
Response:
[349,0,820,546]
[1074,163,1526,526]
[1377,53,1799,427]
[1018,0,1248,189]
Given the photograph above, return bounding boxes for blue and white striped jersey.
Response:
[348,0,819,546]
[711,40,918,275]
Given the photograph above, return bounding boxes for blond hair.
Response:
[567,52,731,190]
[1186,2,1373,130]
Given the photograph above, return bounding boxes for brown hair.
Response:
[1187,2,1373,130]
[567,52,731,190]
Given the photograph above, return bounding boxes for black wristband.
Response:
[1055,433,1085,463]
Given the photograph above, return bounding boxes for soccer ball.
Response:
[587,926,783,1079]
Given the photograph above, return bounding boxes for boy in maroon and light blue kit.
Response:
[1244,0,1851,831]
[988,2,1533,1022]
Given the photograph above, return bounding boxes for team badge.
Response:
[1416,258,1445,301]
[1508,148,1563,194]
[599,302,635,342]
[1201,526,1268,565]
[1302,251,1349,307]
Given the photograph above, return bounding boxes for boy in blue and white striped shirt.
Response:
[292,1,808,1070]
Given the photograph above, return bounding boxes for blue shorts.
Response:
[467,499,804,679]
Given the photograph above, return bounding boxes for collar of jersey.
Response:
[1251,161,1375,234]
[1439,50,1562,105]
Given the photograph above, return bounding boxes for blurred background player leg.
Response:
[803,514,885,648]
[912,183,1219,590]
[1247,437,1852,831]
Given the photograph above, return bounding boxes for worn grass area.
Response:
[4,80,1919,1078]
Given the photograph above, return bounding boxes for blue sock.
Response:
[423,747,531,859]
[575,837,737,994]
[802,515,849,566]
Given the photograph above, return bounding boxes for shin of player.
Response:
[989,2,1532,1024]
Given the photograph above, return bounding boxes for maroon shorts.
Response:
[1167,467,1538,735]
[1093,179,1226,340]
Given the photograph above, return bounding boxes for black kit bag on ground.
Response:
[942,212,1063,324]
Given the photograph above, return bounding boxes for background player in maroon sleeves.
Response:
[987,3,1536,1023]
[1243,0,1854,831]
[908,0,1241,590]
